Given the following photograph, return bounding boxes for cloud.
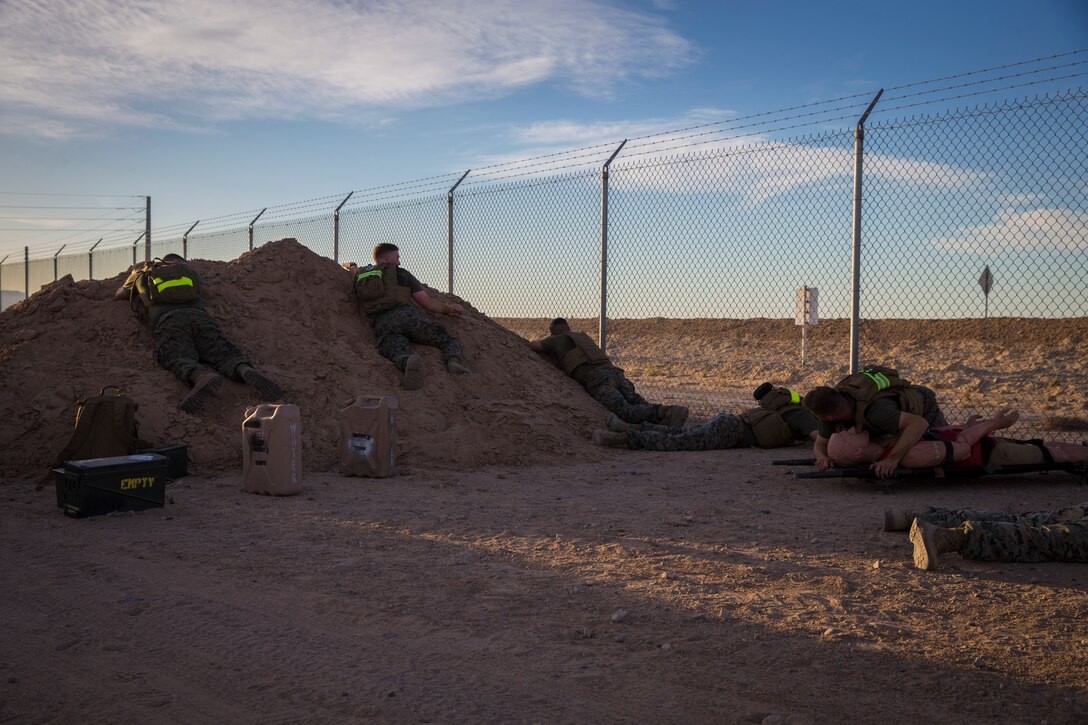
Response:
[929,208,1088,254]
[0,0,694,139]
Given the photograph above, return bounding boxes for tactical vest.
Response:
[739,408,795,448]
[133,259,200,308]
[756,386,803,413]
[558,332,610,377]
[835,365,925,431]
[353,262,413,315]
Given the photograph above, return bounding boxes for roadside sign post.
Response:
[795,286,818,366]
[978,265,993,319]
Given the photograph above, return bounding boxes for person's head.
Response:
[826,428,882,466]
[803,386,853,422]
[549,317,570,336]
[373,243,400,265]
[163,253,186,263]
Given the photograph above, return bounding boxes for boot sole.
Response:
[179,374,223,414]
[908,519,940,571]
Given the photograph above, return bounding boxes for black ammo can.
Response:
[53,454,169,518]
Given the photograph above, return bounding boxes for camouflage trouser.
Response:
[917,385,947,427]
[583,364,659,424]
[154,307,248,383]
[626,413,748,451]
[371,304,463,369]
[920,504,1088,563]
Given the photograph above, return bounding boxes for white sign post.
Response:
[794,286,818,366]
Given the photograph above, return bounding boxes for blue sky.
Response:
[0,0,1085,259]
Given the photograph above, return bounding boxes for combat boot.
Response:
[659,405,689,428]
[908,519,967,571]
[592,430,629,448]
[883,509,920,532]
[238,364,285,402]
[605,413,631,432]
[446,358,470,375]
[401,354,423,390]
[179,371,224,413]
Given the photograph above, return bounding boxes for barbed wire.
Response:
[2,51,1083,260]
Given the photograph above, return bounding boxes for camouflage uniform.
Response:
[919,504,1088,563]
[154,307,249,383]
[371,304,463,370]
[626,413,749,451]
[583,365,660,425]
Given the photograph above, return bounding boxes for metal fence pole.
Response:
[332,193,353,263]
[182,221,199,259]
[53,244,66,281]
[0,254,8,308]
[88,239,102,279]
[132,232,145,267]
[145,196,151,263]
[248,208,267,252]
[849,90,883,374]
[24,246,29,301]
[599,140,627,352]
[447,170,470,294]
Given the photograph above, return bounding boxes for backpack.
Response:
[134,259,200,307]
[55,386,151,465]
[835,365,924,430]
[739,408,796,448]
[557,332,610,376]
[352,262,412,315]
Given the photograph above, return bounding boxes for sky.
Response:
[0,0,1086,261]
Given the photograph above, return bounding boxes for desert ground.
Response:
[1,239,1085,723]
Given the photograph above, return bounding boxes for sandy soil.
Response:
[2,240,1086,723]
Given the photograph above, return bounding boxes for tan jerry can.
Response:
[242,403,302,495]
[338,395,397,478]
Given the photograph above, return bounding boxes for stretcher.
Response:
[773,457,1088,483]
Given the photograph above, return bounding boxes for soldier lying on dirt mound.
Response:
[529,317,687,427]
[591,384,817,451]
[115,254,284,413]
[346,243,470,390]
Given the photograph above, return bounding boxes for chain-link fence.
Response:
[4,89,1085,438]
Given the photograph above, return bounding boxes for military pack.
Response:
[353,262,412,315]
[134,258,200,307]
[740,408,796,448]
[55,386,150,466]
[835,365,924,429]
[558,332,610,376]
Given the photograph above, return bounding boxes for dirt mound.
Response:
[0,240,610,482]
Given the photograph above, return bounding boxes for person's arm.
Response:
[871,412,928,478]
[528,339,545,352]
[114,269,139,300]
[813,435,831,470]
[411,289,464,315]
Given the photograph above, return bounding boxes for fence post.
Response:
[145,196,152,264]
[132,232,145,267]
[599,140,627,353]
[248,208,267,252]
[0,254,7,309]
[53,244,66,281]
[88,239,102,279]
[446,170,471,294]
[24,246,29,301]
[332,193,353,263]
[849,90,883,374]
[182,221,199,259]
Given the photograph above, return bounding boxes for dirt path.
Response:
[3,451,1085,723]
